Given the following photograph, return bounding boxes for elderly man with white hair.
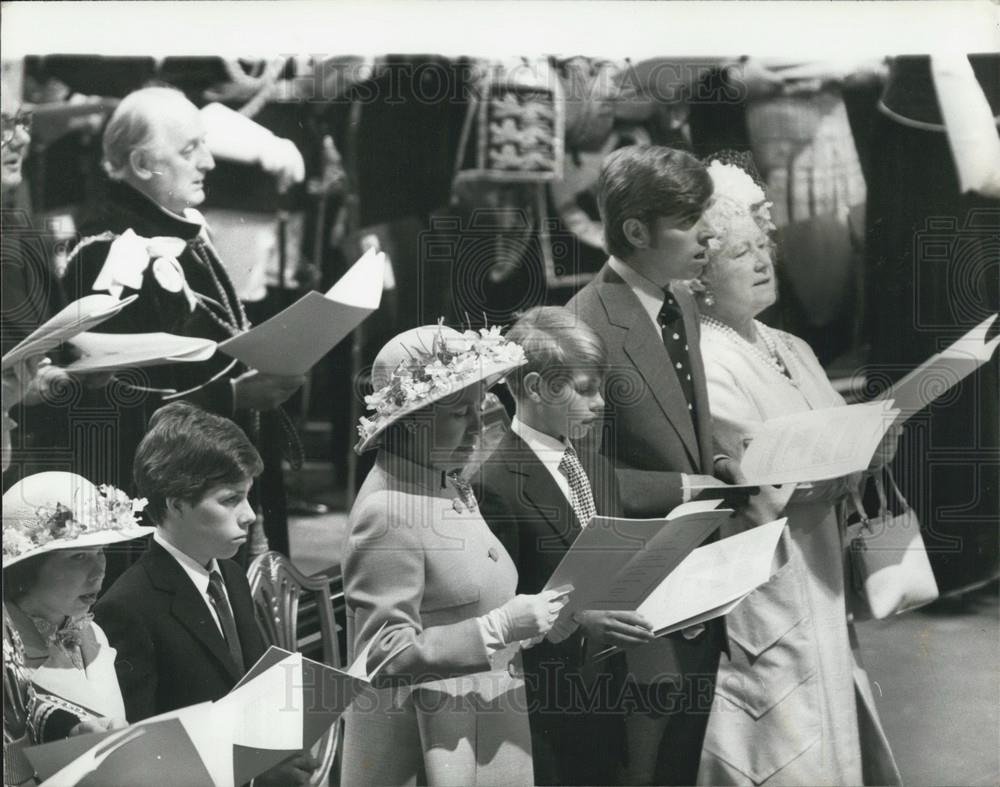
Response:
[63,86,305,555]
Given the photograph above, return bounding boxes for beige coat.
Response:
[341,451,533,787]
[697,322,901,786]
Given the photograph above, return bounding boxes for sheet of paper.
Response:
[542,501,731,634]
[637,517,787,633]
[592,518,787,660]
[219,248,385,375]
[217,652,305,752]
[886,313,999,420]
[61,331,217,374]
[28,715,217,787]
[740,401,899,485]
[2,294,137,370]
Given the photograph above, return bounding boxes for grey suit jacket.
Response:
[566,261,714,517]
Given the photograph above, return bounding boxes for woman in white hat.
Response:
[2,471,152,756]
[342,323,569,787]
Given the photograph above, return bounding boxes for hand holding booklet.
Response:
[593,517,788,660]
[219,247,386,376]
[26,627,409,787]
[542,499,733,643]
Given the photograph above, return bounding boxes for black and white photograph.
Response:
[2,2,998,785]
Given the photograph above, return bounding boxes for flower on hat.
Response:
[357,322,526,445]
[704,160,775,237]
[2,485,147,562]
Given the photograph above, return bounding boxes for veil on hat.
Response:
[702,149,766,188]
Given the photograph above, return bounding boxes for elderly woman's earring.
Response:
[701,284,715,307]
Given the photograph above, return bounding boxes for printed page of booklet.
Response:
[739,400,899,486]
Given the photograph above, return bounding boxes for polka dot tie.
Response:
[658,288,696,416]
[558,445,597,529]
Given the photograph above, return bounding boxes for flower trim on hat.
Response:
[2,485,147,561]
[357,322,526,445]
[704,160,776,248]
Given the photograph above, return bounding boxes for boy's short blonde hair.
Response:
[504,306,607,398]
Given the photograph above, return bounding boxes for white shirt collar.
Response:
[608,256,667,330]
[511,416,570,457]
[510,416,573,502]
[154,530,222,595]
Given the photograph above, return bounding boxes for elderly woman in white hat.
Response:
[2,471,151,759]
[341,323,569,787]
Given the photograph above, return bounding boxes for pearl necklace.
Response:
[701,315,790,377]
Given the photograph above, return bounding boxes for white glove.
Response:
[486,591,568,644]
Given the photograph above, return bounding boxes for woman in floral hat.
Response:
[2,471,151,755]
[341,322,569,787]
[690,157,901,786]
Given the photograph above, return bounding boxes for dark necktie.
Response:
[558,445,598,528]
[658,287,696,415]
[207,571,245,672]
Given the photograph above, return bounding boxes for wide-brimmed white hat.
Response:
[2,472,153,567]
[355,322,526,454]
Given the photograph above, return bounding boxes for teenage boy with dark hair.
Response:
[475,305,653,786]
[95,402,317,786]
[566,145,743,785]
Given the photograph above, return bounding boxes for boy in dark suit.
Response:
[475,306,654,786]
[95,402,317,786]
[565,145,744,785]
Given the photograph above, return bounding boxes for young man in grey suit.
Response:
[565,145,744,785]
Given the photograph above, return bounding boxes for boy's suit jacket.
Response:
[94,541,266,722]
[565,260,725,683]
[474,428,625,786]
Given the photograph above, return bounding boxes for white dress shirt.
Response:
[607,256,696,501]
[510,416,573,506]
[153,531,231,637]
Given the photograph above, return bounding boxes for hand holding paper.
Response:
[574,609,655,648]
[593,518,788,660]
[543,500,733,641]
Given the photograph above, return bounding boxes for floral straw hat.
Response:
[355,321,527,454]
[2,472,152,567]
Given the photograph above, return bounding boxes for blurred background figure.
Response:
[863,53,999,596]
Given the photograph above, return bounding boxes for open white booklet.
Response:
[543,499,733,642]
[735,399,900,486]
[2,294,137,371]
[61,332,217,374]
[593,517,787,660]
[219,247,386,375]
[884,312,999,421]
[30,625,409,787]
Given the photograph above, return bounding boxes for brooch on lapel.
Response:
[446,472,479,514]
